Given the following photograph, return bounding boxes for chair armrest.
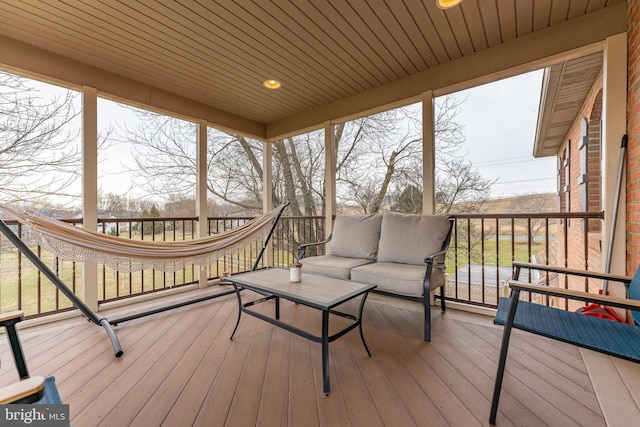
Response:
[0,310,24,326]
[424,248,448,266]
[0,376,45,404]
[508,281,640,312]
[424,218,454,266]
[297,234,332,261]
[0,310,29,379]
[512,262,632,285]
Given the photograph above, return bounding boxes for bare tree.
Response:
[0,72,81,206]
[120,113,197,203]
[435,158,495,214]
[121,95,492,217]
[334,108,422,213]
[335,96,492,215]
[97,192,156,217]
[391,184,422,214]
[121,113,266,214]
[434,155,495,264]
[505,194,556,241]
[98,192,129,216]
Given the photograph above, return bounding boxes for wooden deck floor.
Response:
[0,286,612,426]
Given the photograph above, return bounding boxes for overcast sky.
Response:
[446,69,557,198]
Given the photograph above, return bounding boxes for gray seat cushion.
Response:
[351,262,446,297]
[377,212,450,266]
[300,255,374,280]
[328,213,382,260]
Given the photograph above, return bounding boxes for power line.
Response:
[493,177,555,185]
[475,157,554,168]
[473,155,534,165]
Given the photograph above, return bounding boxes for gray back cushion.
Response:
[377,212,451,265]
[328,214,383,260]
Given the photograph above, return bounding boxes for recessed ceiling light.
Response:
[263,80,281,89]
[437,0,463,9]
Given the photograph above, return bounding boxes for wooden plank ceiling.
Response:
[0,0,626,138]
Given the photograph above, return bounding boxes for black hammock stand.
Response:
[0,203,289,358]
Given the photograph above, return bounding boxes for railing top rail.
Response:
[449,211,604,220]
[0,212,602,226]
[92,214,325,223]
[96,217,199,222]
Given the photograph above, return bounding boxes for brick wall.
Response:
[588,89,603,233]
[628,1,640,274]
[556,74,604,285]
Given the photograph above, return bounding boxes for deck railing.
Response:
[446,211,604,309]
[0,211,603,318]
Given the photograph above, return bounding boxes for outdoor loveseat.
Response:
[297,211,454,341]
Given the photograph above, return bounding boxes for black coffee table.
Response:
[227,268,375,394]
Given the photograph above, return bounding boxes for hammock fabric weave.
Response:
[0,204,284,273]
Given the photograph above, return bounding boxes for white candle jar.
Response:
[290,263,302,282]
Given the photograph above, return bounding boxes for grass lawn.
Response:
[447,239,547,273]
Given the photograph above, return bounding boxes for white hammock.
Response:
[0,204,285,273]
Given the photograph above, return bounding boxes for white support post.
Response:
[422,91,438,306]
[196,120,208,288]
[82,86,98,311]
[262,140,274,267]
[324,120,336,237]
[422,91,436,214]
[602,33,627,280]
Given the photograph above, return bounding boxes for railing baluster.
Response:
[583,216,589,293]
[495,217,499,306]
[467,217,471,302]
[37,245,42,314]
[17,224,22,311]
[563,216,569,310]
[453,219,459,300]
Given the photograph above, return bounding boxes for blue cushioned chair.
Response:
[489,262,640,425]
[0,311,62,405]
